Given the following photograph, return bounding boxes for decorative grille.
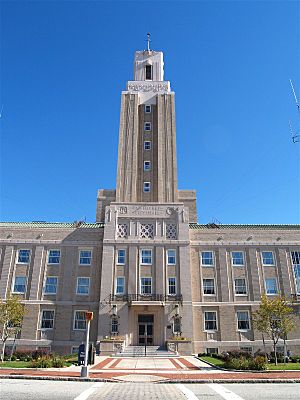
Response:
[117,224,128,238]
[166,224,177,239]
[140,224,154,239]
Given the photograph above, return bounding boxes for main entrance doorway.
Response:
[138,314,154,345]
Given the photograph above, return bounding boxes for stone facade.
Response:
[0,47,300,356]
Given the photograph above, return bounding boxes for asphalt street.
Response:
[0,380,299,400]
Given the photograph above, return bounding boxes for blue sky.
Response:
[1,0,299,224]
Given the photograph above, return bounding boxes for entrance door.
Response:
[138,314,154,345]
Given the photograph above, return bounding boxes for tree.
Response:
[0,295,25,362]
[252,295,295,365]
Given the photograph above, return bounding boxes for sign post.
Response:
[81,311,93,378]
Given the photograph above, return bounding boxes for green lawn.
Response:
[267,363,300,370]
[200,356,225,367]
[0,361,31,368]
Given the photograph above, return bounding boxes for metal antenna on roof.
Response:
[147,33,151,51]
[289,80,300,143]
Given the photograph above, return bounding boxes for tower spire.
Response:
[147,33,151,51]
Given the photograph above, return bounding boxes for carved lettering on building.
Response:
[127,83,169,93]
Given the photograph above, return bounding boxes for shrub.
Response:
[51,356,66,368]
[290,356,300,363]
[31,349,50,360]
[249,356,267,370]
[30,356,52,368]
[14,350,32,361]
[198,352,206,357]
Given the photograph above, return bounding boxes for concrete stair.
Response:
[114,345,178,357]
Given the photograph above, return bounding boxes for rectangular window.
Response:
[234,278,247,295]
[265,278,278,294]
[261,251,275,266]
[79,250,92,265]
[144,122,151,131]
[173,316,181,333]
[44,277,58,294]
[141,249,152,265]
[145,65,152,80]
[201,251,214,266]
[40,310,55,330]
[168,277,176,295]
[48,250,61,264]
[116,277,125,294]
[203,279,215,295]
[74,311,87,330]
[231,251,245,266]
[144,161,151,171]
[76,277,90,295]
[237,311,250,330]
[291,251,300,294]
[111,317,119,334]
[13,276,26,293]
[204,311,217,331]
[145,105,151,113]
[143,182,151,193]
[140,277,152,294]
[144,141,151,150]
[117,249,126,265]
[17,249,30,264]
[167,249,176,265]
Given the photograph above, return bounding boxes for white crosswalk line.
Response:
[175,383,199,400]
[207,384,245,400]
[73,382,104,400]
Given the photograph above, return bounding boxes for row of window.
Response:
[202,277,279,296]
[16,249,92,265]
[39,309,251,332]
[204,310,250,331]
[202,251,275,267]
[13,276,91,295]
[116,249,176,265]
[115,276,177,295]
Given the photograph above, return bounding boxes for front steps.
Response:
[114,345,178,357]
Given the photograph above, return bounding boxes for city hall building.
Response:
[1,46,300,356]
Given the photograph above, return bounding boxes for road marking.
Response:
[176,383,199,400]
[207,384,245,400]
[74,382,104,400]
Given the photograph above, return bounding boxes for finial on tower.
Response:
[147,33,151,51]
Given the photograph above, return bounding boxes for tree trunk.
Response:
[1,341,6,362]
[283,335,287,365]
[273,341,277,365]
[262,333,267,362]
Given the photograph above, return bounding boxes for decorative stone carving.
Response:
[117,224,128,238]
[128,83,169,93]
[140,223,154,239]
[119,206,127,215]
[166,224,177,239]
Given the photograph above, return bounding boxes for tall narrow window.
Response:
[265,278,278,294]
[144,141,151,150]
[145,105,151,113]
[48,250,61,264]
[145,65,152,80]
[143,182,151,193]
[261,251,275,266]
[44,277,58,294]
[13,276,26,294]
[144,161,151,171]
[144,122,151,131]
[117,249,126,265]
[79,250,92,265]
[74,311,87,330]
[204,311,217,331]
[201,251,214,266]
[167,249,176,265]
[237,311,250,330]
[40,310,55,330]
[17,249,31,264]
[141,249,152,265]
[168,277,176,295]
[234,278,247,295]
[116,277,125,294]
[291,251,300,294]
[140,277,152,294]
[76,277,90,295]
[203,279,215,295]
[111,317,119,334]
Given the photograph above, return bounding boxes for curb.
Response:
[0,375,114,382]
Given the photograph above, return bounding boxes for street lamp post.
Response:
[81,311,93,378]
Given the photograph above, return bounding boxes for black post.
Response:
[144,325,147,357]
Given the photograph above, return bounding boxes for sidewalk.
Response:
[1,356,300,383]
